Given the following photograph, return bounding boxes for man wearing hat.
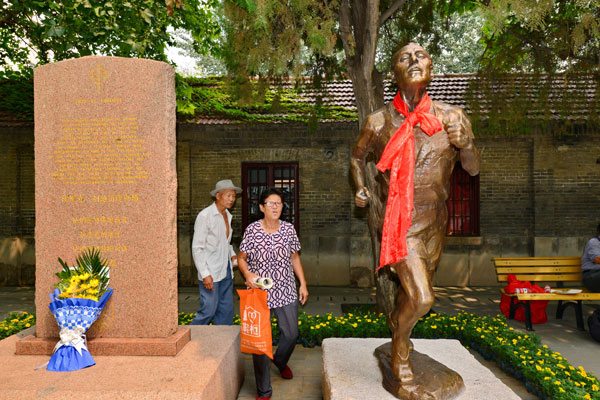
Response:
[191,179,242,325]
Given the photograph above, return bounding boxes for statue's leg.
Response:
[389,238,435,384]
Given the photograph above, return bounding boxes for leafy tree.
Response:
[479,0,600,73]
[222,0,480,314]
[220,0,600,314]
[0,0,221,69]
[468,1,600,137]
[0,1,223,120]
[377,8,485,74]
[222,1,477,120]
[169,28,227,76]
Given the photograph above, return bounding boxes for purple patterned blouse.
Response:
[239,220,301,309]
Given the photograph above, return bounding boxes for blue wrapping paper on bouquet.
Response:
[47,287,113,372]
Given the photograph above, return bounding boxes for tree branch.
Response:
[379,0,407,27]
[360,0,380,81]
[338,0,356,73]
[0,10,19,28]
[507,26,598,66]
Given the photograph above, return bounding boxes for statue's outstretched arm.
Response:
[457,110,481,176]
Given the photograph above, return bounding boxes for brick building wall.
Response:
[1,122,599,287]
[176,122,368,287]
[436,133,600,286]
[0,127,35,286]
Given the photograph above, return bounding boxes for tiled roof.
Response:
[2,74,598,126]
[297,74,598,117]
[188,73,599,124]
[428,74,598,122]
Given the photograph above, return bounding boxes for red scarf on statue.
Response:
[375,92,442,270]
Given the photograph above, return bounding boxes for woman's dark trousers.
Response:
[252,301,299,398]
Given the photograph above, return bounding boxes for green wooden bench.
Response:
[493,257,600,331]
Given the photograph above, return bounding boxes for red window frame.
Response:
[446,162,480,236]
[241,162,299,232]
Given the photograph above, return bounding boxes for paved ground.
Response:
[3,285,600,399]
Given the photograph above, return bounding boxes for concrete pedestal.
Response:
[16,327,190,356]
[2,326,243,399]
[322,338,522,400]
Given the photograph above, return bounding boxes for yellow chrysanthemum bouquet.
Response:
[56,273,101,301]
[47,248,112,372]
[55,248,110,301]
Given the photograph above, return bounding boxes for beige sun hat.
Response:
[210,179,242,197]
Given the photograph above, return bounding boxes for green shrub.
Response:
[0,312,35,339]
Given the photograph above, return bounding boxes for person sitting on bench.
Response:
[582,223,600,292]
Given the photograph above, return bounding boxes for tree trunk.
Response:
[364,161,397,315]
[339,0,398,316]
[339,0,385,126]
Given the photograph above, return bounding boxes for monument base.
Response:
[15,327,190,356]
[322,338,522,400]
[374,341,464,399]
[2,326,243,400]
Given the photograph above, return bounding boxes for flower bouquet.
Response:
[47,248,112,372]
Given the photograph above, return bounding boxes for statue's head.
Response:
[391,42,433,90]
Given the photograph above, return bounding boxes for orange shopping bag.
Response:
[237,288,273,359]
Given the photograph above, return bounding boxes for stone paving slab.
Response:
[323,338,522,400]
[0,287,35,319]
[237,346,323,400]
[237,343,537,400]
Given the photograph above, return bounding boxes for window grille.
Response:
[242,162,299,232]
[446,162,480,236]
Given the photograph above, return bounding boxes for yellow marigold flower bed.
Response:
[0,312,35,340]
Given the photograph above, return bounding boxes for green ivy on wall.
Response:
[0,71,357,124]
[176,75,358,123]
[0,70,34,121]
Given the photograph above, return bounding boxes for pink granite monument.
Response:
[16,56,189,355]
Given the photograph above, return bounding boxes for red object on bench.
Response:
[500,274,549,324]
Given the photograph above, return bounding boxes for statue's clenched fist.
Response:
[355,186,370,207]
[445,110,472,149]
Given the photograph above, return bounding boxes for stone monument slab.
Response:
[16,55,187,355]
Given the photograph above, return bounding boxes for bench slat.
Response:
[493,257,580,260]
[494,257,595,331]
[493,259,581,266]
[501,291,600,301]
[496,266,581,273]
[497,274,582,282]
